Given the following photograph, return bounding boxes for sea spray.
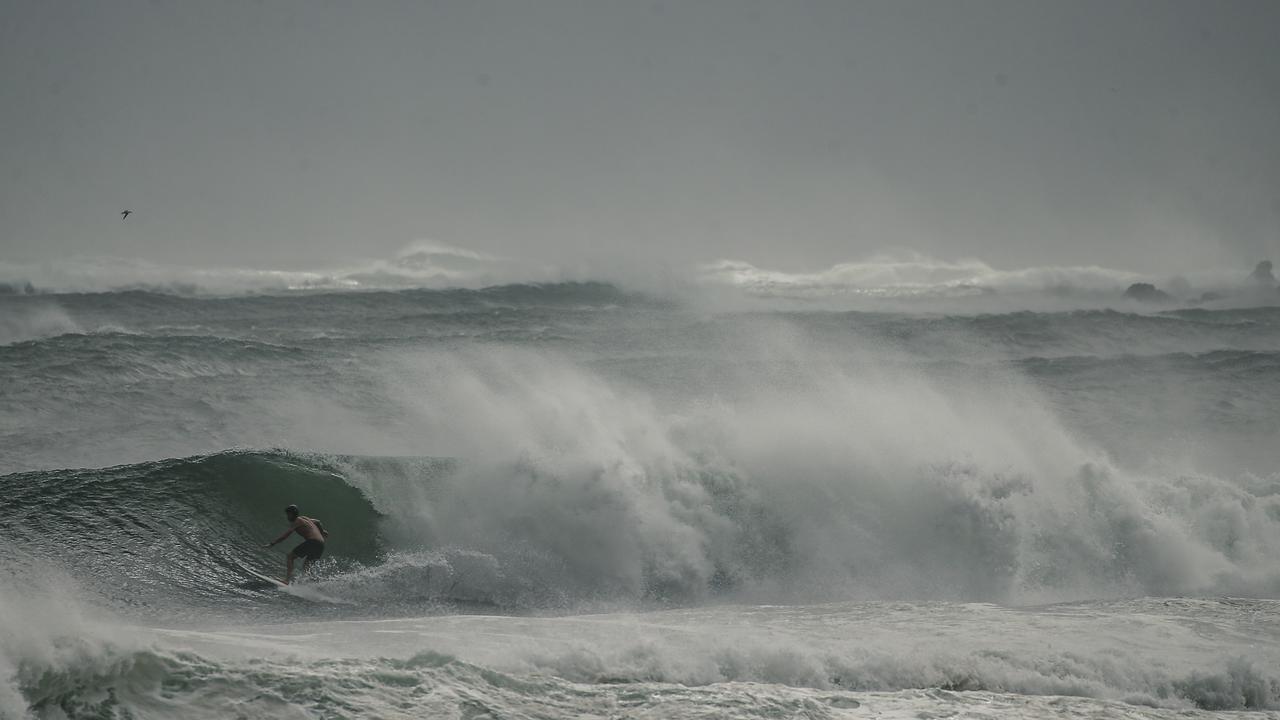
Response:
[0,563,152,719]
[319,341,1280,604]
[0,301,79,346]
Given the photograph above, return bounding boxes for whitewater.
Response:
[3,276,1280,718]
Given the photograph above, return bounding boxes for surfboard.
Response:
[243,568,289,588]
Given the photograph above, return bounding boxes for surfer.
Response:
[265,504,329,584]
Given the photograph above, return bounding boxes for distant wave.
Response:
[701,253,1142,296]
[6,248,1276,315]
[700,252,1279,311]
[0,242,561,296]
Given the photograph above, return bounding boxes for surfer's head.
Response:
[284,504,299,520]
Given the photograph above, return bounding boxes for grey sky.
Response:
[2,0,1277,278]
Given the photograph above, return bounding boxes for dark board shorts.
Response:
[291,539,325,560]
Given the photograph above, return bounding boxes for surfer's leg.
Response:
[301,558,314,576]
[284,553,296,584]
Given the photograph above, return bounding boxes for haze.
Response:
[2,0,1277,279]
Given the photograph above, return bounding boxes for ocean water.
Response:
[3,281,1280,718]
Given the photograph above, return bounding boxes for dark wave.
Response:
[0,451,387,612]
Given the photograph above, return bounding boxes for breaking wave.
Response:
[6,344,1280,613]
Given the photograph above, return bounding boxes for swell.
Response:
[0,281,641,349]
[8,319,1280,417]
[5,291,1280,361]
[0,333,307,384]
[5,304,1280,369]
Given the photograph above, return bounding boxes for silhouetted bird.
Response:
[121,210,133,220]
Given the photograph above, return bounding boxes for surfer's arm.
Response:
[314,519,330,538]
[266,525,296,547]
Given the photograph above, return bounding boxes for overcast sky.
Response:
[2,0,1277,277]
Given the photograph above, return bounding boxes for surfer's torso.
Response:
[294,516,324,543]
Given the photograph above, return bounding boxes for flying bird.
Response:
[121,210,133,220]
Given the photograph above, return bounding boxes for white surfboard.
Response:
[243,568,289,588]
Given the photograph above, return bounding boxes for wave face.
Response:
[5,281,1280,717]
[0,451,388,614]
